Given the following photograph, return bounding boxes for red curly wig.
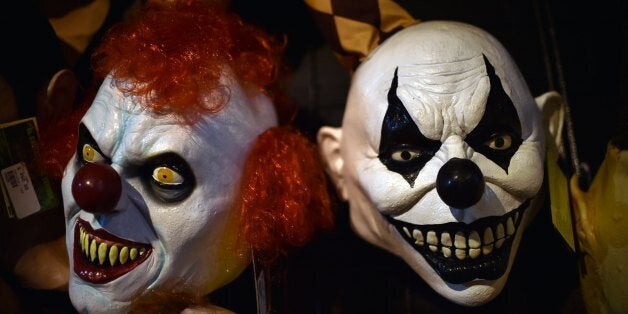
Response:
[92,0,286,124]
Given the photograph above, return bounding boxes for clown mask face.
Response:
[319,21,545,306]
[61,74,277,313]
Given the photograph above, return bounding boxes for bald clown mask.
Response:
[319,21,545,306]
[58,1,332,312]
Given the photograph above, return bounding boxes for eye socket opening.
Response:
[143,153,195,203]
[77,123,110,165]
[381,143,436,173]
[390,147,425,162]
[485,133,513,151]
[82,144,106,163]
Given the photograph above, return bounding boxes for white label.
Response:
[1,162,40,219]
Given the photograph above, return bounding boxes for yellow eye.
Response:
[486,134,513,151]
[152,167,184,185]
[82,144,105,163]
[391,149,423,162]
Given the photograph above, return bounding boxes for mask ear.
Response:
[535,91,565,151]
[40,69,79,127]
[317,127,347,200]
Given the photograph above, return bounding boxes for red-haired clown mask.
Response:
[319,21,545,306]
[61,69,277,312]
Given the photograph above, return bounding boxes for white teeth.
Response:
[483,243,494,255]
[442,247,452,258]
[468,231,481,249]
[496,223,505,240]
[413,229,424,246]
[484,227,494,244]
[455,248,466,260]
[441,232,452,247]
[403,227,412,238]
[454,232,466,249]
[398,210,521,259]
[427,231,437,245]
[506,217,515,236]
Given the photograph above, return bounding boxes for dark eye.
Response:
[144,153,195,202]
[485,133,512,151]
[391,148,424,162]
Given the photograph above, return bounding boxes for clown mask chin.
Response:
[319,21,545,306]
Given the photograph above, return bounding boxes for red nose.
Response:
[71,163,121,213]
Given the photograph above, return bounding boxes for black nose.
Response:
[436,158,485,209]
[72,163,121,214]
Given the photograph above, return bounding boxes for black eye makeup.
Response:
[465,56,522,172]
[378,68,442,187]
[142,153,195,202]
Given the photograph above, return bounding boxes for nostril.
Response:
[436,158,485,209]
[72,163,121,214]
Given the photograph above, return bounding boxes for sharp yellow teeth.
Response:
[80,229,85,252]
[120,247,129,264]
[79,225,148,267]
[83,234,89,254]
[109,245,119,266]
[90,239,97,262]
[98,243,108,265]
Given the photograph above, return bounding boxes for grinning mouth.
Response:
[73,218,152,284]
[387,199,530,284]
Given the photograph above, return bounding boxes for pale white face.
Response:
[62,74,277,313]
[319,21,545,306]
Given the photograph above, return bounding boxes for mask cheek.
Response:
[481,142,544,200]
[356,158,426,215]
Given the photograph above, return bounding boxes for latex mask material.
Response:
[61,74,277,313]
[319,21,545,306]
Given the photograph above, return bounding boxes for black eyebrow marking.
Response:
[465,55,522,172]
[378,68,441,187]
[77,123,111,164]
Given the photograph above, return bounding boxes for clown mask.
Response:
[61,71,277,312]
[319,21,546,306]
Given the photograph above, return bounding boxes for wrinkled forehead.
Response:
[83,75,276,164]
[347,21,537,141]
